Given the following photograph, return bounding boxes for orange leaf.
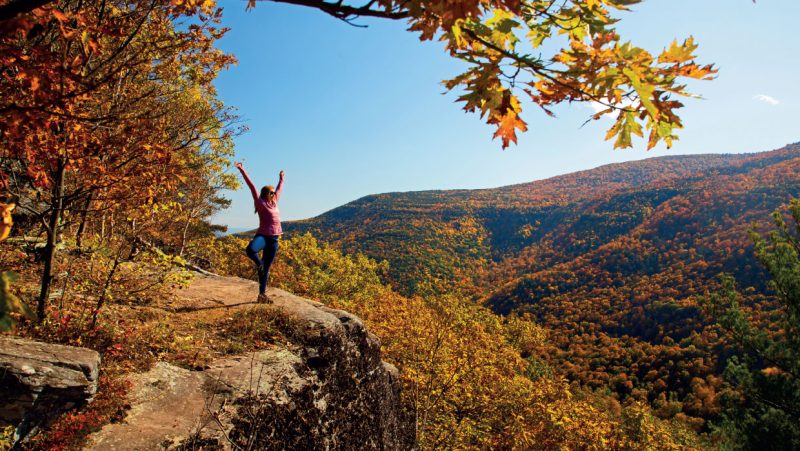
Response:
[51,9,69,22]
[492,112,527,149]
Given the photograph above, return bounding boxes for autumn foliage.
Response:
[285,144,800,433]
[194,232,706,449]
[0,0,240,445]
[244,0,715,148]
[1,0,239,320]
[0,0,783,448]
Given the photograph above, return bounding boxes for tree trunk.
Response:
[37,158,66,321]
[75,193,93,248]
[92,253,122,328]
[179,216,192,257]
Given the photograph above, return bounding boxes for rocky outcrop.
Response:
[223,298,413,450]
[0,335,100,442]
[88,283,415,450]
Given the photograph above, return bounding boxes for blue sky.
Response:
[213,0,800,229]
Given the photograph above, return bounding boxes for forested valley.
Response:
[284,144,800,447]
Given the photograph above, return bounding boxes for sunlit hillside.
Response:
[284,142,800,427]
[285,144,799,293]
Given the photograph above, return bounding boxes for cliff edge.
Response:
[87,275,415,450]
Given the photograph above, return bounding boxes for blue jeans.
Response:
[245,234,279,294]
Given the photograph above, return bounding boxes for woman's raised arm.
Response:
[275,170,285,202]
[235,162,259,202]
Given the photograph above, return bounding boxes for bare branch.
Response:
[258,0,410,21]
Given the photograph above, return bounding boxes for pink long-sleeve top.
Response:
[241,168,283,236]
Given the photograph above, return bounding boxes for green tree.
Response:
[706,199,800,449]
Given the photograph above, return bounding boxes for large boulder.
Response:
[0,335,100,442]
[221,298,414,450]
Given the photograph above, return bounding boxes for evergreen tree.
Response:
[707,199,800,449]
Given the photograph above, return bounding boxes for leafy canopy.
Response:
[0,0,715,149]
[245,0,715,148]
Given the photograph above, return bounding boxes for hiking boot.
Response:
[257,293,272,304]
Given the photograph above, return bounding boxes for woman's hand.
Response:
[235,161,244,170]
[279,170,285,179]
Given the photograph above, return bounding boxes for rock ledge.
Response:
[88,280,415,450]
[0,335,100,441]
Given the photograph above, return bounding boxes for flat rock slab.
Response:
[0,335,100,440]
[87,350,305,450]
[87,362,209,450]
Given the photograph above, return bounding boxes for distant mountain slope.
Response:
[285,145,799,296]
[284,143,800,425]
[478,146,800,421]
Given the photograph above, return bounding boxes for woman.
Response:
[235,162,284,303]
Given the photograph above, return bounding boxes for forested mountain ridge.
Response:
[283,143,800,426]
[284,144,800,295]
[482,144,800,417]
